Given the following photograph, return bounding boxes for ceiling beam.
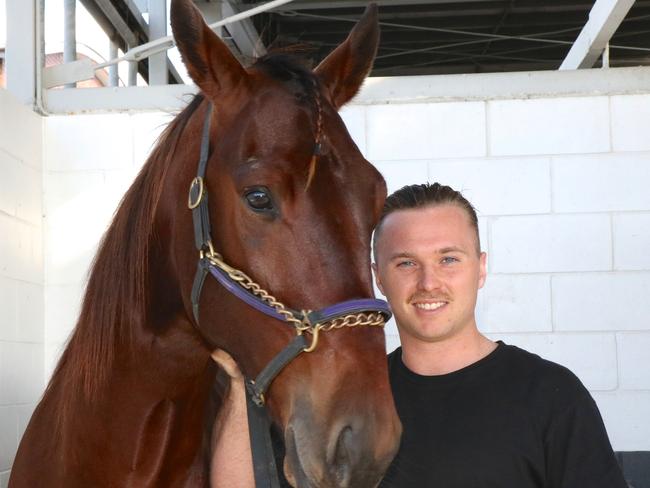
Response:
[251,0,497,10]
[559,0,635,70]
[222,2,267,58]
[195,1,267,59]
[90,0,139,47]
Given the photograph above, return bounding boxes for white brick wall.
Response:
[611,94,650,152]
[488,96,611,156]
[553,153,650,213]
[490,214,612,273]
[0,89,44,483]
[366,101,486,160]
[617,333,650,390]
[613,213,650,270]
[553,273,650,331]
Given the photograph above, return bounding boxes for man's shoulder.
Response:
[499,342,591,409]
[387,347,400,362]
[501,343,580,380]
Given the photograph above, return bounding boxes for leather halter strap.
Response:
[187,102,391,487]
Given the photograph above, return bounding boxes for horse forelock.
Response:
[251,53,325,191]
[48,94,206,430]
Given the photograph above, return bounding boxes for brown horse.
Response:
[10,2,401,488]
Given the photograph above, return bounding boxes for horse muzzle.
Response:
[283,407,402,488]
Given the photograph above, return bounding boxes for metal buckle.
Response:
[188,176,204,209]
[247,380,265,406]
[302,325,321,353]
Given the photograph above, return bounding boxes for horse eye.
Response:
[245,189,274,211]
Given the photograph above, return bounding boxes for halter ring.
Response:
[188,176,204,209]
[302,325,321,353]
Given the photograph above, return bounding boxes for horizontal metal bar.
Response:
[44,84,198,113]
[42,66,650,114]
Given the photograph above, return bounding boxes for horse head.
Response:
[168,1,401,486]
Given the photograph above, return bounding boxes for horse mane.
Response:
[49,94,206,420]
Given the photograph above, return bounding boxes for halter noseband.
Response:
[188,103,391,487]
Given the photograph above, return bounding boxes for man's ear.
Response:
[372,262,386,295]
[478,252,487,289]
[170,0,249,99]
[314,3,380,109]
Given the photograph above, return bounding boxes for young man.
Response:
[373,182,627,487]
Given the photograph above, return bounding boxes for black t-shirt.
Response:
[379,342,627,488]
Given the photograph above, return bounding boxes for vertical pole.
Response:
[602,42,610,68]
[128,59,137,86]
[35,0,46,113]
[108,39,119,86]
[6,0,37,105]
[148,0,168,85]
[63,0,77,88]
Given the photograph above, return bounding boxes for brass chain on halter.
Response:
[202,246,386,352]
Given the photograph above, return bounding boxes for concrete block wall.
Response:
[0,89,44,487]
[365,92,650,452]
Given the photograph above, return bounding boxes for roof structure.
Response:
[75,0,650,80]
[247,0,650,75]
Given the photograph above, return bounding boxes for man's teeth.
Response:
[414,302,446,310]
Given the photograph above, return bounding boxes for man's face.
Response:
[373,205,487,345]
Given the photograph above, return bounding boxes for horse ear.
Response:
[170,0,248,98]
[314,3,379,109]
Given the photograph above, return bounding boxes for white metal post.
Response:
[148,0,167,85]
[5,0,37,105]
[109,38,119,86]
[128,60,137,86]
[64,0,77,88]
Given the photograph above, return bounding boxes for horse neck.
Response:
[37,312,218,484]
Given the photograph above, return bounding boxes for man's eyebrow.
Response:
[439,246,468,255]
[388,252,414,261]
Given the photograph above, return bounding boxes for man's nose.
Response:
[418,265,442,291]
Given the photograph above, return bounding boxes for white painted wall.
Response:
[1,68,650,482]
[0,88,43,488]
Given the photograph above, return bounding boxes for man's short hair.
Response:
[373,182,481,261]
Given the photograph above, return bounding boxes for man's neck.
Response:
[399,328,497,376]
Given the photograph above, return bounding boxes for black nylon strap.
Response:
[244,334,308,487]
[192,189,212,251]
[247,334,308,406]
[191,104,214,251]
[246,387,281,488]
[191,258,209,325]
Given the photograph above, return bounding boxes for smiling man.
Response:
[373,183,627,488]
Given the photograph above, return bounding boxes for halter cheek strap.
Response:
[188,102,392,488]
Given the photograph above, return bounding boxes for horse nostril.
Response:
[331,425,354,487]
